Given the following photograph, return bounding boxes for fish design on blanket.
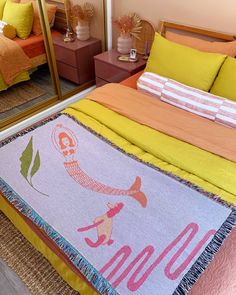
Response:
[78,202,124,248]
[52,124,147,208]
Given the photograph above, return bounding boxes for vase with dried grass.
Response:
[113,14,142,54]
[70,2,94,41]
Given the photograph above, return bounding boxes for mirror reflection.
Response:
[50,0,104,96]
[0,0,57,127]
[0,0,105,129]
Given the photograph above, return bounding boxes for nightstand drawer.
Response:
[56,62,80,84]
[54,45,77,67]
[95,60,130,83]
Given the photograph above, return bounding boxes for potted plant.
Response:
[113,13,142,54]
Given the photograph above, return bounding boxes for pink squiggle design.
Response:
[164,228,216,280]
[100,223,216,292]
[100,246,132,281]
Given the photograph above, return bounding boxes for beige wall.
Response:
[112,0,236,44]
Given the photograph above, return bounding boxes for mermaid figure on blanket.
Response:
[52,124,147,208]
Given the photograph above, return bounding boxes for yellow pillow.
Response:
[2,0,33,39]
[210,57,236,101]
[0,0,6,19]
[21,0,57,36]
[145,33,226,92]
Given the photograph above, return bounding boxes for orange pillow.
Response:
[21,0,57,35]
[165,31,236,57]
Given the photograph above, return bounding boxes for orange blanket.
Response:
[0,34,31,85]
[14,30,61,58]
[88,83,236,163]
[120,71,142,89]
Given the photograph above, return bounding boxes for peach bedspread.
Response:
[88,83,236,163]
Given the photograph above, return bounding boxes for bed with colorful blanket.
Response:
[0,81,236,295]
[1,21,236,294]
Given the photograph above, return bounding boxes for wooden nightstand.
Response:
[53,35,102,84]
[94,49,147,87]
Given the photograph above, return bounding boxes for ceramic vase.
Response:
[117,34,133,54]
[76,22,90,41]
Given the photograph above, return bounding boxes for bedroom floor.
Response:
[0,65,78,122]
[0,258,30,295]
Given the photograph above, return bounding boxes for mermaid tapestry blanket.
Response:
[0,114,235,295]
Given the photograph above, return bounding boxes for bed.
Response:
[0,30,60,92]
[0,22,236,295]
[15,30,60,63]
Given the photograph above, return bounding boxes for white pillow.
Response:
[0,20,7,33]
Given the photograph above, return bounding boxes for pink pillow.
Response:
[165,31,236,57]
[216,100,236,128]
[137,71,236,129]
[137,72,224,120]
[161,79,224,120]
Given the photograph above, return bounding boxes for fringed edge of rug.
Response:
[173,209,236,294]
[0,178,118,295]
[0,113,62,148]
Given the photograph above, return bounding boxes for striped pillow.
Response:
[137,71,236,129]
[216,100,236,128]
[161,79,224,120]
[137,72,168,98]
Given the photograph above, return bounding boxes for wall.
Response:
[112,0,236,44]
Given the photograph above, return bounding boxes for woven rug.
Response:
[0,82,46,113]
[0,212,79,295]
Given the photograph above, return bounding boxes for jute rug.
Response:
[0,212,79,295]
[0,82,46,113]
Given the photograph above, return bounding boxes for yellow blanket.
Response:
[0,72,30,91]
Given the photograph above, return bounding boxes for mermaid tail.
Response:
[129,176,147,208]
[64,161,147,207]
